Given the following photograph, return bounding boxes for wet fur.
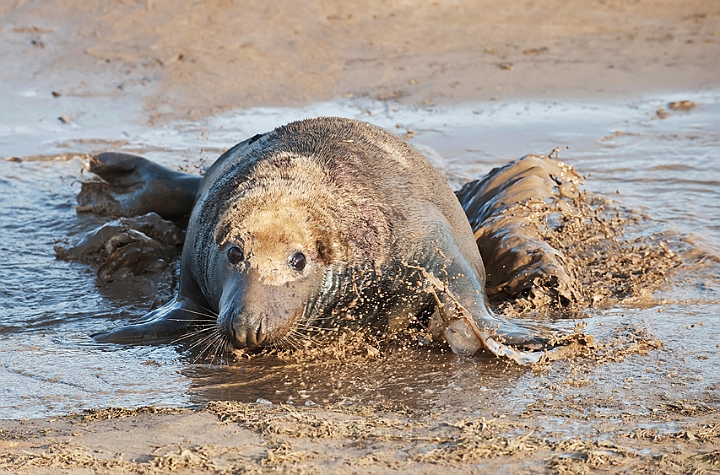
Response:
[95,117,541,360]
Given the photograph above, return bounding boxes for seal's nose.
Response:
[228,315,267,349]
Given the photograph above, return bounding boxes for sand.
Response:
[2,0,719,122]
[1,1,720,474]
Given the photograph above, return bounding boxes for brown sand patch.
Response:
[76,406,192,423]
[206,400,414,441]
[1,402,718,474]
[3,0,719,122]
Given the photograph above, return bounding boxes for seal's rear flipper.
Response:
[93,296,209,344]
[77,152,201,220]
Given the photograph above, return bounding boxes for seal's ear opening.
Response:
[316,239,330,264]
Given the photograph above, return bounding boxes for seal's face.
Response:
[193,149,391,351]
[212,191,345,349]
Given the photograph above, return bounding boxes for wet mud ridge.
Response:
[1,402,718,474]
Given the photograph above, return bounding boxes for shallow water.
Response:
[1,90,718,419]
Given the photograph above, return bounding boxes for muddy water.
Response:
[1,91,718,419]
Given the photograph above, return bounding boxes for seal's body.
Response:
[92,118,544,362]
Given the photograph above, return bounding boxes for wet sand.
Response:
[2,0,719,121]
[2,1,720,474]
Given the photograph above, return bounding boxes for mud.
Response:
[3,0,719,123]
[55,212,184,283]
[1,1,720,473]
[1,401,718,474]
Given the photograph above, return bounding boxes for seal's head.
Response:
[195,151,380,350]
[187,124,397,351]
[214,191,348,349]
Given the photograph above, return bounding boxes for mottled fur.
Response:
[96,118,541,360]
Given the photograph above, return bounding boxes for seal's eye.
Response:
[288,251,306,272]
[227,246,244,264]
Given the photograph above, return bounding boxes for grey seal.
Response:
[89,117,554,364]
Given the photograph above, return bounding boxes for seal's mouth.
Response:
[220,310,266,349]
[221,307,306,350]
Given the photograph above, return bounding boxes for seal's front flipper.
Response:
[55,213,185,284]
[93,297,209,344]
[77,152,202,219]
[422,233,555,364]
[432,287,551,365]
[441,315,553,365]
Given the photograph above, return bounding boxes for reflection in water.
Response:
[184,347,527,410]
[0,91,718,418]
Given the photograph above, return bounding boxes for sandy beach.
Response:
[3,0,719,120]
[1,1,720,474]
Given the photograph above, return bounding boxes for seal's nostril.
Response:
[223,315,248,348]
[256,320,266,345]
[231,327,247,348]
[244,326,256,348]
